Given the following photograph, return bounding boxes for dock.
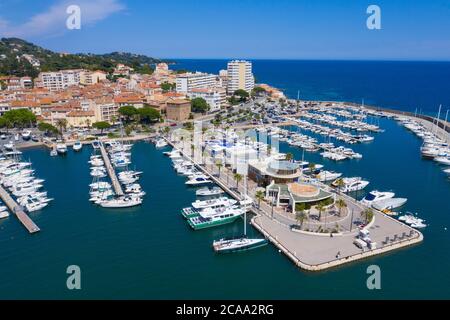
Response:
[165,136,423,272]
[99,143,124,196]
[0,185,40,233]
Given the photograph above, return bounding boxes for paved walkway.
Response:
[171,139,423,271]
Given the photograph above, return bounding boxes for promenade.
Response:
[167,137,423,271]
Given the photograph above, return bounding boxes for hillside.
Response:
[0,38,163,78]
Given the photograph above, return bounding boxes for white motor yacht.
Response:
[196,187,225,197]
[361,190,395,206]
[4,141,14,151]
[186,175,212,185]
[56,143,68,155]
[316,170,342,182]
[73,141,83,151]
[21,130,32,141]
[332,177,369,193]
[155,139,168,148]
[372,198,408,212]
[92,140,101,149]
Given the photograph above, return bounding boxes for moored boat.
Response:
[213,237,268,253]
[73,141,83,151]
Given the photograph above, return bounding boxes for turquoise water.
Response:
[0,117,450,299]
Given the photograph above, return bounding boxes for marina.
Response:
[0,112,448,298]
[163,119,423,271]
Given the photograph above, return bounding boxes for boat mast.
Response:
[243,174,247,237]
[434,104,442,135]
[444,109,449,133]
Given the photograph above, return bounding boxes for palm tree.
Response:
[362,208,374,224]
[255,190,265,208]
[336,198,347,217]
[215,161,223,177]
[334,178,345,194]
[316,202,325,221]
[296,211,308,228]
[234,173,242,190]
[110,115,117,126]
[267,145,272,156]
[56,119,68,138]
[308,162,316,175]
[285,152,294,162]
[163,126,170,137]
[85,119,91,129]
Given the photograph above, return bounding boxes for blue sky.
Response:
[0,0,449,60]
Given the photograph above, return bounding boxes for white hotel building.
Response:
[227,60,255,94]
[176,72,218,94]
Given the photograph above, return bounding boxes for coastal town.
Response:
[4,46,448,272]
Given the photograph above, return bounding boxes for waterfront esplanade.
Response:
[248,160,302,186]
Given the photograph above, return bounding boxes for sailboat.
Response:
[212,175,268,253]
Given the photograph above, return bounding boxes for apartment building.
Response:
[188,87,227,112]
[226,60,255,94]
[37,70,83,91]
[176,72,218,94]
[93,98,117,123]
[80,70,107,85]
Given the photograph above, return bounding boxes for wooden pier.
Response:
[99,143,124,196]
[0,185,40,233]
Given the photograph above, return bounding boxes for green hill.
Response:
[0,37,163,78]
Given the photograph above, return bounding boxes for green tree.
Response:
[334,178,345,194]
[37,122,59,136]
[251,86,266,97]
[255,190,265,208]
[362,208,374,224]
[285,153,294,162]
[234,89,250,102]
[234,173,243,190]
[2,109,37,128]
[55,119,68,137]
[308,162,316,174]
[160,82,175,92]
[296,208,308,228]
[125,125,133,136]
[316,202,326,221]
[137,107,161,123]
[92,121,111,134]
[191,97,209,114]
[215,160,223,177]
[336,198,347,217]
[118,105,138,123]
[0,117,13,133]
